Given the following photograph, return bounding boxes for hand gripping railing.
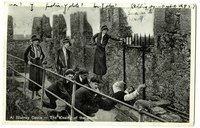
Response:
[7,53,167,122]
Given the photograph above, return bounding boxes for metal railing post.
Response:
[139,112,144,122]
[23,64,27,95]
[12,61,15,84]
[40,68,46,109]
[70,83,76,121]
[123,41,127,90]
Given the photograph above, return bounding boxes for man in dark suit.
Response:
[56,38,72,75]
[43,69,75,109]
[75,77,100,117]
[73,68,89,90]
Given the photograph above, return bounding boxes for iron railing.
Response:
[7,53,168,122]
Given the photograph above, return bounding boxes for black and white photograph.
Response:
[4,2,196,125]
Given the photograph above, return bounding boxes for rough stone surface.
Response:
[32,15,52,41]
[149,8,191,113]
[150,107,167,115]
[7,15,13,41]
[6,79,48,120]
[32,17,42,38]
[70,12,93,69]
[154,99,171,107]
[115,104,139,121]
[134,100,157,110]
[41,15,52,39]
[7,40,30,72]
[52,14,67,57]
[160,112,182,122]
[82,8,190,114]
[99,8,133,95]
[41,14,66,70]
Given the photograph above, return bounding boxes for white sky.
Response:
[8,4,154,37]
[124,8,154,36]
[8,6,101,37]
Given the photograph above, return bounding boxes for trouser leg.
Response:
[43,99,57,109]
[31,91,34,99]
[98,98,114,110]
[84,105,99,116]
[43,91,57,109]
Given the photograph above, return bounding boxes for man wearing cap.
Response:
[92,25,123,81]
[56,38,72,75]
[43,69,75,109]
[24,35,45,99]
[73,68,89,90]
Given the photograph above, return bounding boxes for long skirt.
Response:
[28,58,43,91]
[93,46,107,75]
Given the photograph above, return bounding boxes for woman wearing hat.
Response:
[24,35,45,99]
[92,25,123,81]
[56,38,72,75]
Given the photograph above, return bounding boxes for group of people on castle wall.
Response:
[24,25,146,119]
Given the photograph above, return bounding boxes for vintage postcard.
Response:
[3,1,196,126]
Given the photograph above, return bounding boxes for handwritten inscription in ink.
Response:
[8,3,196,12]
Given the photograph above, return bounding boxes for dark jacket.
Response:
[92,32,120,48]
[92,32,120,75]
[73,73,89,90]
[24,44,45,64]
[56,48,71,75]
[47,78,72,100]
[24,44,45,91]
[75,87,99,115]
[112,91,126,105]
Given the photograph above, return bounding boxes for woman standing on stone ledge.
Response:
[56,38,72,75]
[24,35,45,99]
[92,25,123,81]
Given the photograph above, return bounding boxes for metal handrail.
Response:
[7,65,94,121]
[7,53,167,122]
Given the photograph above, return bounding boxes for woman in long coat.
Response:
[92,25,122,81]
[24,35,45,99]
[56,38,72,75]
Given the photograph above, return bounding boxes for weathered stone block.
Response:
[70,12,93,69]
[150,107,167,115]
[41,15,52,39]
[160,113,182,122]
[32,17,42,38]
[7,15,13,41]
